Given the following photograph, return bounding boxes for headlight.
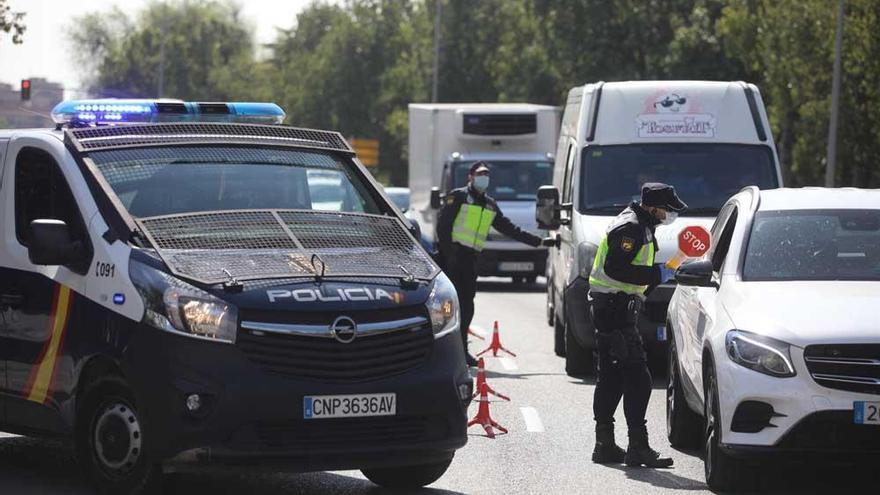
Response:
[725,330,795,377]
[131,260,238,344]
[427,272,459,340]
[578,242,597,279]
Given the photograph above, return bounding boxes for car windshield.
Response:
[452,160,553,201]
[744,209,880,281]
[579,144,778,215]
[87,146,380,218]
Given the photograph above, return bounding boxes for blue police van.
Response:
[0,100,471,493]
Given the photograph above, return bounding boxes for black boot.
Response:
[466,353,479,367]
[625,425,673,468]
[592,423,626,464]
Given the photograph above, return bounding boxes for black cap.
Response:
[469,161,490,174]
[641,182,687,212]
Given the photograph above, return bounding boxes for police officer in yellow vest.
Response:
[437,161,557,366]
[589,183,686,468]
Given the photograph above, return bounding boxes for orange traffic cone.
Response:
[472,358,510,401]
[477,321,516,358]
[468,327,486,341]
[468,381,509,438]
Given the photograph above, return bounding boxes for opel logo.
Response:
[330,316,357,344]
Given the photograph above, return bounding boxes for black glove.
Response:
[541,236,559,248]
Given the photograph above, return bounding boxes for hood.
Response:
[211,278,432,313]
[577,212,715,262]
[722,281,880,347]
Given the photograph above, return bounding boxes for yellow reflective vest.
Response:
[451,203,497,251]
[589,209,656,296]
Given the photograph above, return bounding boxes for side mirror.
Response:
[430,187,442,210]
[675,260,719,289]
[28,219,82,266]
[536,185,561,230]
[408,217,422,240]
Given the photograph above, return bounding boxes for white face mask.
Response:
[661,211,678,225]
[472,175,490,191]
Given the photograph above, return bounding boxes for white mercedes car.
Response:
[666,186,880,491]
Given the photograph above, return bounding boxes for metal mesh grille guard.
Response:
[65,123,354,154]
[135,210,439,285]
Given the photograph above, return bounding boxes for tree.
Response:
[0,0,25,44]
[68,0,258,100]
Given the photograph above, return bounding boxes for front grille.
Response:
[777,411,880,452]
[804,344,880,395]
[237,306,433,382]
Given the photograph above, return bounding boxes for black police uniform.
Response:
[436,185,542,361]
[590,183,684,468]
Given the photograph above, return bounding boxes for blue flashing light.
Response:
[51,99,286,126]
[113,293,126,305]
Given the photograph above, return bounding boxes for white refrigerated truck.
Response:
[408,103,560,282]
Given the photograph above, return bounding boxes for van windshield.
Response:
[87,146,380,218]
[579,144,778,215]
[452,160,554,201]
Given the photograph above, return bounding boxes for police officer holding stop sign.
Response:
[589,183,686,468]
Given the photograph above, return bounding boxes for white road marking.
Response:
[499,357,518,371]
[520,407,545,432]
[0,432,19,439]
[469,325,487,339]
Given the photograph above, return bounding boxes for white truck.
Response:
[408,103,560,282]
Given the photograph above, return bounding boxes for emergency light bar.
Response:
[51,99,286,126]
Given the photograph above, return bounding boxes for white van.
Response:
[536,81,783,375]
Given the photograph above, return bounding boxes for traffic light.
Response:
[20,79,31,101]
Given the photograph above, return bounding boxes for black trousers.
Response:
[444,249,478,353]
[589,291,652,430]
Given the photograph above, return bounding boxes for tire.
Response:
[553,315,566,357]
[75,375,161,495]
[546,284,555,327]
[666,332,702,449]
[704,363,754,492]
[565,322,594,377]
[362,458,452,489]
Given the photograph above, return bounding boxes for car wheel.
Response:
[75,376,161,495]
[565,322,594,377]
[362,458,452,489]
[666,332,702,448]
[546,284,555,327]
[704,363,753,492]
[553,314,566,357]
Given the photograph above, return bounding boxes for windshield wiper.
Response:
[583,203,631,214]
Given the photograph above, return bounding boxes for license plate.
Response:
[854,401,880,425]
[303,393,396,419]
[499,261,534,272]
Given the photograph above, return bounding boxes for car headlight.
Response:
[725,330,795,377]
[427,272,459,340]
[131,260,238,344]
[578,242,597,279]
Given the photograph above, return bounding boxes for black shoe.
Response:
[592,423,626,464]
[466,353,479,367]
[625,426,674,468]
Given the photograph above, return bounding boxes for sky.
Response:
[0,0,320,97]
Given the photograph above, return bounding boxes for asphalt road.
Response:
[0,278,876,494]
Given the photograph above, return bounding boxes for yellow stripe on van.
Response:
[26,285,73,404]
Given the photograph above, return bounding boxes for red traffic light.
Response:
[20,79,31,100]
[21,79,30,89]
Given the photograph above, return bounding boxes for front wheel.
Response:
[704,364,754,492]
[75,376,161,495]
[554,315,566,357]
[362,458,452,489]
[565,323,594,377]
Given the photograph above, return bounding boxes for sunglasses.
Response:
[655,96,687,108]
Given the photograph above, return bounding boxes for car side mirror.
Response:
[430,187,442,210]
[28,219,83,267]
[536,185,562,230]
[675,260,719,289]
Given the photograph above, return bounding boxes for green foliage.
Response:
[67,0,880,187]
[0,0,25,44]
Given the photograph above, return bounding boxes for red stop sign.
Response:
[678,226,711,258]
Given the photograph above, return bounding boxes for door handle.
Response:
[0,293,25,309]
